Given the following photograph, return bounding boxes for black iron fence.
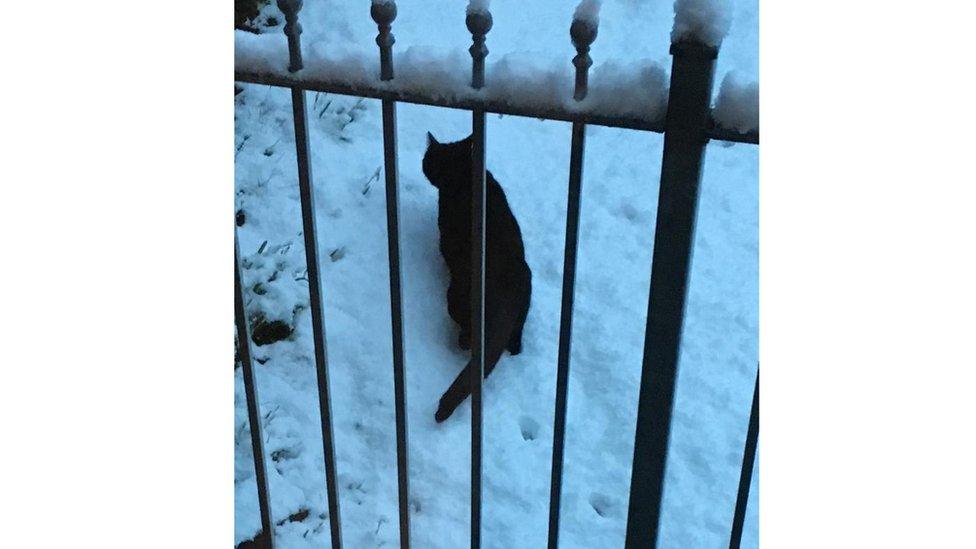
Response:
[234,1,760,548]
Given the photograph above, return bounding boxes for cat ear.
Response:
[427,132,439,147]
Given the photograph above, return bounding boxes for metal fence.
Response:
[234,1,760,548]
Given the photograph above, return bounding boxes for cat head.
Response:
[422,132,473,192]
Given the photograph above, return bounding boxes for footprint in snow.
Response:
[589,493,615,518]
[519,416,539,441]
[618,202,647,224]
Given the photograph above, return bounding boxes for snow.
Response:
[573,0,602,26]
[235,32,669,124]
[235,0,758,548]
[713,71,759,134]
[672,0,733,47]
[467,0,491,16]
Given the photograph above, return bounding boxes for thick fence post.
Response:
[547,3,598,547]
[624,38,717,548]
[371,2,411,548]
[276,1,344,547]
[729,367,760,549]
[466,2,491,548]
[235,238,275,549]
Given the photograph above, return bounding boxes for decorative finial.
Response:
[371,0,398,81]
[466,1,493,90]
[570,0,600,101]
[277,0,305,72]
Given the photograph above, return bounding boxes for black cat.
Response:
[422,132,532,423]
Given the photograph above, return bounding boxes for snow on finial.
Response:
[466,0,493,89]
[571,0,600,101]
[574,0,602,27]
[712,71,759,134]
[467,0,491,16]
[276,0,305,72]
[671,0,732,48]
[371,0,397,81]
[371,0,397,24]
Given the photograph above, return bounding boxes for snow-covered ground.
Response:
[234,1,758,548]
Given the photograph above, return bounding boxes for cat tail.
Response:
[434,293,521,423]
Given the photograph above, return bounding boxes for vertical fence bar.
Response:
[466,3,491,548]
[295,81,345,549]
[547,5,597,547]
[236,238,275,549]
[547,120,585,549]
[276,1,344,547]
[624,38,718,548]
[729,367,759,549]
[371,2,411,548]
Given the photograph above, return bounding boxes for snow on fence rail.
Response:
[713,71,760,135]
[233,1,759,548]
[235,2,758,142]
[235,32,671,132]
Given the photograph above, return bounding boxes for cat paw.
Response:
[507,340,522,355]
[458,332,471,351]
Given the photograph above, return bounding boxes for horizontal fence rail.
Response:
[234,0,760,547]
[234,68,758,144]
